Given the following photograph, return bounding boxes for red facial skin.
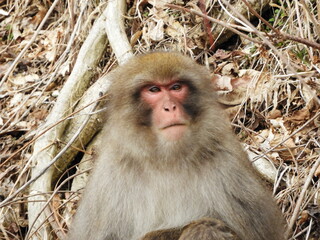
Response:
[141,81,190,141]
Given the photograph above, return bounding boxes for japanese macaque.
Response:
[67,52,284,240]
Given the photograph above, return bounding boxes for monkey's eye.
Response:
[148,86,161,92]
[170,83,182,91]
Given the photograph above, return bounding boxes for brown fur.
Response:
[140,218,240,240]
[67,52,285,240]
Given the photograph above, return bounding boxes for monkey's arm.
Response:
[140,227,182,240]
[140,218,240,240]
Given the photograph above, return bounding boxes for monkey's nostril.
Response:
[163,105,176,112]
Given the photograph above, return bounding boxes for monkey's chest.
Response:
[124,172,214,238]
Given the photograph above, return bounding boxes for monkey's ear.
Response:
[96,92,112,121]
[97,92,111,107]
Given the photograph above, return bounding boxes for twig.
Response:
[0,99,99,209]
[166,3,262,45]
[0,0,60,88]
[241,0,320,50]
[0,1,87,134]
[285,157,320,238]
[253,111,320,161]
[278,32,320,50]
[0,95,107,169]
[199,0,214,50]
[241,0,280,35]
[26,168,91,239]
[219,0,320,106]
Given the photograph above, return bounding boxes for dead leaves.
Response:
[129,0,209,51]
[0,0,69,144]
[211,53,320,168]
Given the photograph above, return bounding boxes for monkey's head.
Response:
[106,52,225,165]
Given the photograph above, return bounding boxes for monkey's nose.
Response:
[164,103,176,112]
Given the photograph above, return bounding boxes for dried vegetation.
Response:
[0,0,319,239]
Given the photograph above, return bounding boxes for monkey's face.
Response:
[140,80,191,141]
[108,52,214,153]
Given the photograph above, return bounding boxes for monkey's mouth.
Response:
[160,123,187,141]
[162,123,186,129]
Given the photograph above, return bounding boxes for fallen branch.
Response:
[105,0,133,63]
[26,99,99,239]
[25,0,133,238]
[26,5,108,239]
